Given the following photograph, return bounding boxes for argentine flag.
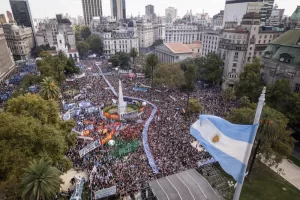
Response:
[190,115,258,183]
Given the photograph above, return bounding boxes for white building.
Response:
[266,5,285,26]
[155,43,193,63]
[165,7,177,23]
[100,21,139,55]
[212,10,224,30]
[201,30,220,57]
[165,24,201,44]
[2,24,34,60]
[82,0,103,25]
[35,14,76,49]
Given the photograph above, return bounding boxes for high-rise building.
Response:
[111,0,123,20]
[9,0,35,31]
[260,0,274,25]
[145,5,154,15]
[0,28,15,84]
[165,7,177,23]
[6,11,14,23]
[122,0,126,20]
[0,14,7,24]
[81,0,103,25]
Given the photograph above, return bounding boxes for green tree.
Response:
[146,54,159,87]
[224,87,236,101]
[227,106,295,178]
[130,48,138,71]
[117,52,131,70]
[65,58,80,74]
[184,64,198,112]
[108,55,120,67]
[239,96,252,108]
[235,58,264,102]
[21,158,63,200]
[196,53,223,85]
[76,41,89,58]
[154,63,185,88]
[12,74,42,97]
[81,26,91,41]
[188,98,202,113]
[39,77,61,100]
[86,34,103,55]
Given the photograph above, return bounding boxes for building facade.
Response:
[122,0,126,20]
[0,28,15,84]
[0,14,7,24]
[266,5,285,26]
[111,0,123,21]
[155,43,193,63]
[35,14,76,49]
[201,30,220,57]
[212,10,224,30]
[165,7,177,23]
[6,11,14,23]
[2,24,34,60]
[145,5,154,15]
[261,29,300,92]
[165,24,201,44]
[82,0,103,25]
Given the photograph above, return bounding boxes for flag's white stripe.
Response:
[192,120,251,164]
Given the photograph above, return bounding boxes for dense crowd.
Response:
[63,59,238,198]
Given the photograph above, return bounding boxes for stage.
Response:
[149,169,223,200]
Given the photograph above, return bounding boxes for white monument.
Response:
[118,80,127,115]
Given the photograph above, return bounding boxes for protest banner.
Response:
[79,140,101,157]
[94,186,116,199]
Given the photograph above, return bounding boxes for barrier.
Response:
[96,63,159,174]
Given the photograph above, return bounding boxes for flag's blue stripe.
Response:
[200,115,257,143]
[191,126,245,183]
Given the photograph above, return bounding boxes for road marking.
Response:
[185,171,207,199]
[156,180,170,200]
[166,177,182,200]
[176,174,196,200]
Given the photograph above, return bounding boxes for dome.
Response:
[10,24,19,31]
[128,20,136,28]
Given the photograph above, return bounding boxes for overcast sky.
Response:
[1,0,299,19]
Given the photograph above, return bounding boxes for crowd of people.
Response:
[63,58,238,199]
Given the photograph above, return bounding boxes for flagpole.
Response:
[233,87,266,200]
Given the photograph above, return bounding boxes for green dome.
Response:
[290,6,300,21]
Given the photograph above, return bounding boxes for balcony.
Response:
[250,38,256,44]
[233,55,239,61]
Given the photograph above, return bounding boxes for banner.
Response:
[70,177,85,200]
[94,186,116,199]
[79,140,101,157]
[120,110,139,119]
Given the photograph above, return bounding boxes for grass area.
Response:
[217,161,300,200]
[288,155,300,167]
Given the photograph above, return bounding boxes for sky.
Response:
[0,0,299,19]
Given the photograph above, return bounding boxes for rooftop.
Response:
[290,6,300,21]
[271,28,300,47]
[166,43,193,54]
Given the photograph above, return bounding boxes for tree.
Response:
[227,105,295,178]
[21,158,63,200]
[65,58,80,74]
[130,48,138,71]
[188,98,202,113]
[76,41,89,58]
[235,58,264,102]
[32,45,56,58]
[224,87,236,101]
[196,53,223,85]
[86,34,103,55]
[12,74,41,97]
[153,63,185,88]
[39,77,61,100]
[108,55,120,67]
[184,64,198,113]
[81,26,91,41]
[239,96,252,108]
[146,54,159,87]
[117,52,131,70]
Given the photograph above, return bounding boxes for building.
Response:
[155,43,193,63]
[122,0,126,20]
[165,7,177,23]
[196,12,212,27]
[260,0,274,25]
[9,0,35,33]
[266,5,284,26]
[185,41,201,57]
[99,20,139,55]
[0,28,15,84]
[201,30,220,57]
[165,24,201,44]
[2,24,34,60]
[212,10,224,30]
[6,11,14,23]
[82,0,103,25]
[0,14,7,24]
[219,12,284,89]
[46,33,79,62]
[35,14,76,49]
[111,0,123,21]
[145,5,154,15]
[261,29,300,92]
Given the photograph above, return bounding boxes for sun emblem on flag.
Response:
[212,134,220,143]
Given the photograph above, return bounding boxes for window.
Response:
[250,47,252,50]
[295,83,300,92]
[264,35,267,39]
[259,40,261,44]
[235,52,239,56]
[264,40,266,43]
[233,63,237,67]
[232,68,236,73]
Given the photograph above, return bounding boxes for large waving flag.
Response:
[190,115,257,183]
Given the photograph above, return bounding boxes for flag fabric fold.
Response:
[190,115,257,183]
